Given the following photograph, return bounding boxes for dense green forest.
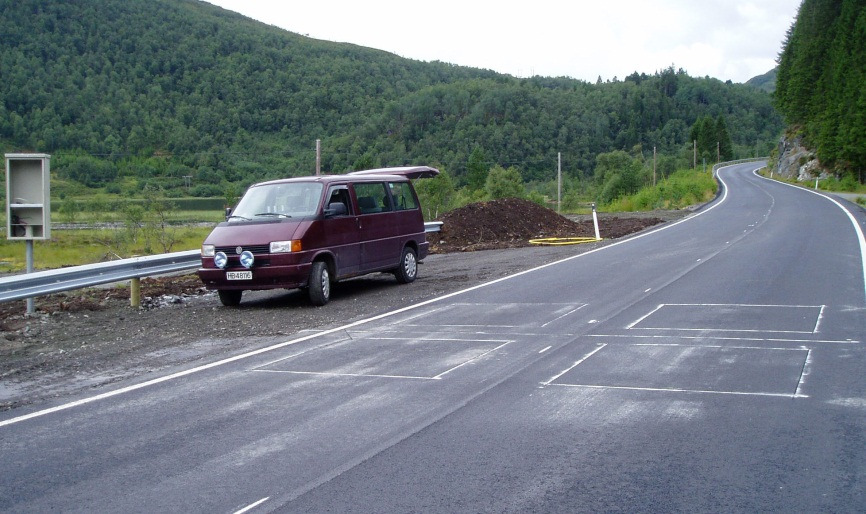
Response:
[775,0,866,180]
[0,0,783,203]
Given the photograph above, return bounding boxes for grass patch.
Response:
[0,226,213,272]
[758,169,866,194]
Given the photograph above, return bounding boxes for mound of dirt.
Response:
[430,197,663,253]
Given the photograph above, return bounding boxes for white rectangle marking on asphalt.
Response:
[541,304,588,327]
[233,497,269,514]
[542,344,606,385]
[588,334,859,344]
[627,303,825,334]
[433,341,513,379]
[550,383,806,399]
[795,348,812,397]
[626,304,664,329]
[547,344,809,398]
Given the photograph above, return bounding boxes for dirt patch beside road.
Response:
[0,201,691,412]
[431,198,665,252]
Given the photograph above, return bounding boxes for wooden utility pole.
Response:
[557,152,561,214]
[693,140,697,169]
[653,146,657,186]
[315,139,321,175]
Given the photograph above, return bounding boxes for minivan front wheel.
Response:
[308,261,331,306]
[217,289,242,307]
[395,247,418,284]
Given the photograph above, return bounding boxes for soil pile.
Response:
[431,197,663,253]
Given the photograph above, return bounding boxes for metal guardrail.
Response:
[0,250,202,303]
[712,157,768,176]
[0,222,444,303]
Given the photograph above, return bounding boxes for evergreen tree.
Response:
[775,0,866,179]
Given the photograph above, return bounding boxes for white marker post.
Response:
[591,202,601,240]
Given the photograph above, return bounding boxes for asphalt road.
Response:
[2,162,865,512]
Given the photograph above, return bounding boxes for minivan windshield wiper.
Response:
[227,214,250,221]
[253,212,292,218]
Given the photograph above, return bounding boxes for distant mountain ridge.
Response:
[745,68,777,93]
[0,0,783,195]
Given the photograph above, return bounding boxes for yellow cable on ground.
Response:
[528,237,601,246]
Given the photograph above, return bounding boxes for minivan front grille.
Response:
[215,244,271,255]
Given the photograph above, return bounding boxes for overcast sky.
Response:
[205,0,801,84]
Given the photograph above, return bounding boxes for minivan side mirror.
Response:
[225,207,232,221]
[324,202,348,217]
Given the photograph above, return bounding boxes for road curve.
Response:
[1,162,864,512]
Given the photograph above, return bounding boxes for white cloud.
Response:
[205,0,800,82]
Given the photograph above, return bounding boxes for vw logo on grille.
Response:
[235,246,243,255]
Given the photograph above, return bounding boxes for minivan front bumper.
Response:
[197,261,313,291]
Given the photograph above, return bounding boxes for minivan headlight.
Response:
[214,251,228,269]
[239,251,255,269]
[270,240,302,253]
[202,244,215,257]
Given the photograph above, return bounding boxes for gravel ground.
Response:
[0,210,690,412]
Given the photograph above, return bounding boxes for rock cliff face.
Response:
[774,134,827,180]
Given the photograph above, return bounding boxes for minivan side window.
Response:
[388,182,418,210]
[354,182,392,214]
[326,185,353,215]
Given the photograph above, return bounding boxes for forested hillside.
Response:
[775,0,866,180]
[745,68,777,93]
[0,0,782,199]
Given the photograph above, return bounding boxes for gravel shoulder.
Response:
[0,210,690,412]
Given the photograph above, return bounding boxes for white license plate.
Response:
[226,271,252,280]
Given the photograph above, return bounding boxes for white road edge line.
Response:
[0,165,740,429]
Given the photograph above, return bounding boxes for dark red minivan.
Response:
[197,166,438,306]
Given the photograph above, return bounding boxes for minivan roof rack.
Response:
[348,166,439,179]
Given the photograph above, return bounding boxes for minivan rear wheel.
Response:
[308,261,331,306]
[394,247,418,284]
[217,289,242,307]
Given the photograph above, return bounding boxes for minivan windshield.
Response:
[229,182,323,221]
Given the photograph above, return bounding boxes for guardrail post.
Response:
[130,277,141,308]
[25,240,35,316]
